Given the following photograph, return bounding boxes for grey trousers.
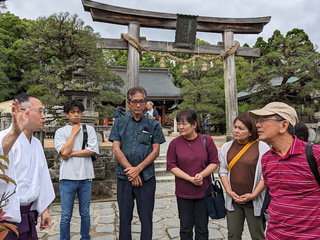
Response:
[226,203,265,240]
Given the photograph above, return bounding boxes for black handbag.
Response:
[203,135,226,219]
[205,177,226,219]
[82,125,97,162]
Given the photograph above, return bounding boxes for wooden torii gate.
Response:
[82,0,270,140]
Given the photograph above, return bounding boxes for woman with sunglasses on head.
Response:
[166,109,219,240]
[219,113,270,240]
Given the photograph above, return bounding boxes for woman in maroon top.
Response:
[166,109,219,240]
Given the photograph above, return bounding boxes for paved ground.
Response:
[37,181,252,240]
[39,135,253,239]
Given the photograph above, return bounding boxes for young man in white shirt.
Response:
[54,99,99,240]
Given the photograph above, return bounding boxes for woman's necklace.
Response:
[185,135,198,146]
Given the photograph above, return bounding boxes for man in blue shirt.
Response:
[146,101,159,121]
[204,114,212,135]
[108,87,166,240]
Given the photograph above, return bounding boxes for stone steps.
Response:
[155,156,172,181]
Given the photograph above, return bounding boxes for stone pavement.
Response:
[38,181,252,240]
[39,135,253,239]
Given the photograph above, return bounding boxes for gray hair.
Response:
[147,101,154,107]
[127,87,147,101]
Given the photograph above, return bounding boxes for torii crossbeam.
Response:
[82,0,270,140]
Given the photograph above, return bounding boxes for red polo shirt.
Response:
[262,136,320,239]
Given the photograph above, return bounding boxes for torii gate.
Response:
[82,0,270,140]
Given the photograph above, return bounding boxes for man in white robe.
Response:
[0,93,55,239]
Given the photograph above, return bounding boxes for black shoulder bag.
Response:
[306,143,320,186]
[261,143,320,224]
[82,125,97,162]
[203,135,226,219]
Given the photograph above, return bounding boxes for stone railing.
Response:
[305,123,316,143]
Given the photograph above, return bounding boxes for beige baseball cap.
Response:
[248,102,298,126]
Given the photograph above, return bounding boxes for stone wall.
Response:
[45,146,117,199]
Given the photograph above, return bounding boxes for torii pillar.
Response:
[224,31,238,141]
[127,23,140,90]
[82,0,270,140]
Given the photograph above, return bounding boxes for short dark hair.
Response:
[234,113,258,142]
[176,109,200,133]
[127,87,147,101]
[63,99,85,113]
[275,114,295,136]
[13,93,39,107]
[294,122,309,141]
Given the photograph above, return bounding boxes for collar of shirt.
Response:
[130,113,145,122]
[271,136,303,159]
[147,109,154,116]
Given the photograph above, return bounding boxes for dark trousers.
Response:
[117,176,156,240]
[177,197,209,240]
[4,204,38,240]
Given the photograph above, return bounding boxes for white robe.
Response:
[0,126,55,223]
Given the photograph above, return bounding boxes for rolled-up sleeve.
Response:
[54,128,65,154]
[87,126,99,154]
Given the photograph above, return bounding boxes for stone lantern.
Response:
[61,58,99,125]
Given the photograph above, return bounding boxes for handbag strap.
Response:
[306,143,320,187]
[203,134,208,164]
[203,134,214,182]
[228,140,257,172]
[82,125,88,150]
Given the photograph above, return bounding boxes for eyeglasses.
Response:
[129,100,146,105]
[255,118,283,124]
[21,108,46,115]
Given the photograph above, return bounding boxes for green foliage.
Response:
[235,56,253,92]
[247,28,320,118]
[175,61,225,132]
[0,155,18,238]
[17,12,124,118]
[103,49,128,66]
[0,12,124,118]
[0,12,31,100]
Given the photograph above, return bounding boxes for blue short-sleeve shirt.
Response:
[108,114,166,181]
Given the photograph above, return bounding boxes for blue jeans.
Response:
[117,177,156,240]
[59,179,92,240]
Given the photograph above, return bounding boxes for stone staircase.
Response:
[155,135,227,182]
[155,156,175,182]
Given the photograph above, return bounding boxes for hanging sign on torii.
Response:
[174,14,198,49]
[82,0,270,140]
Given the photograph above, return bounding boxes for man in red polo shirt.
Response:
[249,102,320,240]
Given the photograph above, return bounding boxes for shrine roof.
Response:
[108,67,181,101]
[237,76,299,100]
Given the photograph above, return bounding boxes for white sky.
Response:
[3,0,320,50]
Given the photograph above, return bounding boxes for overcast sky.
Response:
[3,0,320,51]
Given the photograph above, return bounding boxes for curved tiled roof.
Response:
[108,67,181,100]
